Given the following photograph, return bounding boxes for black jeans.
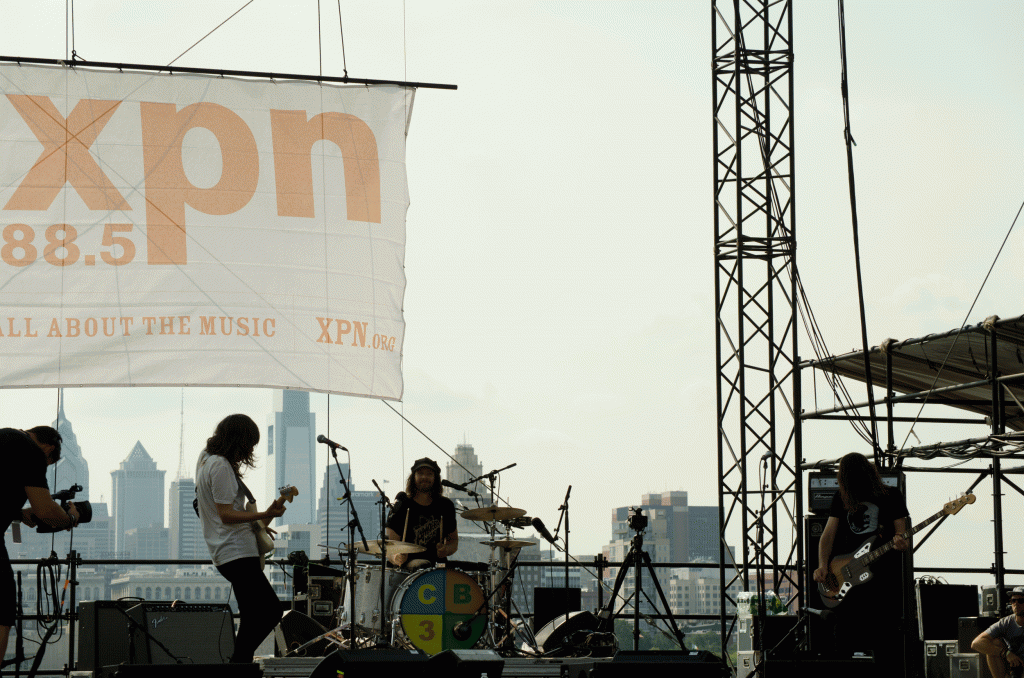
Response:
[216,557,282,663]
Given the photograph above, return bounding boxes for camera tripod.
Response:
[596,517,686,651]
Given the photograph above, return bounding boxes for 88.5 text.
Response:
[2,223,135,267]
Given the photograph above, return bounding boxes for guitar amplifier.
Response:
[807,472,904,514]
[79,601,234,668]
[133,602,235,664]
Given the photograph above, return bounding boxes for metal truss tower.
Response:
[712,0,800,652]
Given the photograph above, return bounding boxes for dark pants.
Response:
[216,557,282,663]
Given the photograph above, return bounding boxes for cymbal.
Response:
[482,539,536,550]
[352,539,425,555]
[461,506,527,521]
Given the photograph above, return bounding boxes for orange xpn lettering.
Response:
[4,96,128,212]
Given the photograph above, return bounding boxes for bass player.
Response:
[812,452,909,662]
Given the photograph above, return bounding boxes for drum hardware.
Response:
[481,539,537,550]
[460,505,527,522]
[350,539,427,555]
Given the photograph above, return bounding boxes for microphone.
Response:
[316,434,347,451]
[532,517,557,545]
[441,479,479,498]
[452,620,473,641]
[372,479,392,508]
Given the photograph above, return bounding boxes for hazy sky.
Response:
[0,1,1022,580]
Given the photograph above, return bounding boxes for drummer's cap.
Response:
[411,457,441,475]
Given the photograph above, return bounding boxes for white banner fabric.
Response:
[0,63,409,399]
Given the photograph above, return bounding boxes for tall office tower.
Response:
[316,463,382,557]
[266,390,317,526]
[111,442,166,556]
[168,478,202,561]
[51,398,90,500]
[444,443,488,536]
[124,525,170,560]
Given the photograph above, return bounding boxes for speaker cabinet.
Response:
[534,610,598,655]
[308,648,428,677]
[275,609,330,657]
[917,584,978,641]
[533,586,581,631]
[429,649,505,677]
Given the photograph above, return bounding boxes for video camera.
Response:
[32,484,93,534]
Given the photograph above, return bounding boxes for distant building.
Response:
[51,398,90,500]
[266,390,317,526]
[168,478,202,561]
[124,525,169,560]
[315,463,383,558]
[109,566,236,611]
[111,442,166,555]
[603,491,729,621]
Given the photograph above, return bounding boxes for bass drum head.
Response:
[390,567,486,655]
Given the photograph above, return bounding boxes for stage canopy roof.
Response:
[804,314,1024,432]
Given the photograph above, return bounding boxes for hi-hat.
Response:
[461,506,527,522]
[350,539,425,555]
[483,539,536,550]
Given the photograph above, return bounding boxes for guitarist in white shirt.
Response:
[196,414,287,664]
[972,586,1024,678]
[812,452,910,663]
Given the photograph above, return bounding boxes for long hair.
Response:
[205,414,259,474]
[837,452,888,512]
[405,470,443,499]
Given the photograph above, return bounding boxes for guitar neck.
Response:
[863,507,944,564]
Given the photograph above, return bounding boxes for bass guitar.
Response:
[818,493,975,608]
[248,485,299,568]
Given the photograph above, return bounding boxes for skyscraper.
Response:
[51,398,90,500]
[316,463,382,557]
[444,443,488,536]
[266,390,317,526]
[168,478,202,561]
[111,442,166,555]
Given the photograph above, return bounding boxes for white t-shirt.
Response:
[195,451,258,566]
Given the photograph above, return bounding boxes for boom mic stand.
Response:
[552,485,572,621]
[321,440,369,647]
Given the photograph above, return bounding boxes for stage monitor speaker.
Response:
[917,583,978,641]
[534,610,599,655]
[308,648,428,677]
[79,601,232,669]
[275,609,330,657]
[590,650,722,677]
[429,649,505,677]
[133,602,234,664]
[97,664,259,678]
[533,586,581,631]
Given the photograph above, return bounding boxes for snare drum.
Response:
[348,564,410,633]
[390,566,487,655]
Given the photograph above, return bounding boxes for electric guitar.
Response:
[818,493,975,608]
[248,485,299,568]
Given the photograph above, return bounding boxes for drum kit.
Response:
[310,503,541,657]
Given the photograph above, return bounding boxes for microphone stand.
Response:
[553,485,572,619]
[327,444,368,647]
[372,479,392,640]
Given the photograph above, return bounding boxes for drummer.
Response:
[386,457,458,568]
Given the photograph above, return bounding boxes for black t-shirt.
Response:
[828,487,910,557]
[386,494,456,565]
[0,428,49,534]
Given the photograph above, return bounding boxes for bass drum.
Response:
[389,567,487,655]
